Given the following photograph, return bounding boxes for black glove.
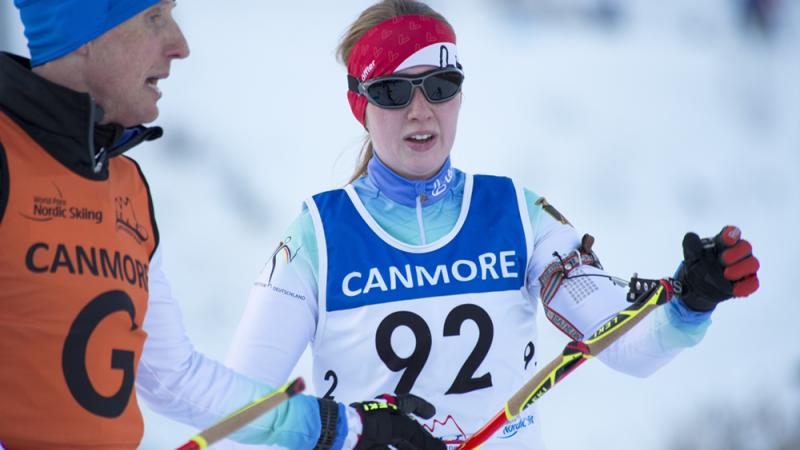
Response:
[351,393,445,450]
[678,225,760,311]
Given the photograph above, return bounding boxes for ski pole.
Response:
[457,279,677,450]
[175,377,306,450]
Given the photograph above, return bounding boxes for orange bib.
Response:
[0,112,156,449]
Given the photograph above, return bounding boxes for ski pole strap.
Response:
[313,398,340,450]
[457,279,674,450]
[174,377,306,450]
[538,246,603,307]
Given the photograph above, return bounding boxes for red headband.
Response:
[346,15,458,127]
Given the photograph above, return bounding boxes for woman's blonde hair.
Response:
[337,0,454,183]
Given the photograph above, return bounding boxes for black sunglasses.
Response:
[348,67,465,109]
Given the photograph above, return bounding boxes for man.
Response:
[0,1,445,449]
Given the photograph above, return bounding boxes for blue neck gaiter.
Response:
[367,153,455,208]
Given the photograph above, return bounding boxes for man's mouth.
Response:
[146,76,164,96]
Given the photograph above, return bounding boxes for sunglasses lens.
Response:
[423,71,463,102]
[366,79,413,107]
[362,70,464,108]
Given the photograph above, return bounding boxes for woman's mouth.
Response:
[404,133,437,151]
[406,133,434,143]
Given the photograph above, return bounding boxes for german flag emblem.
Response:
[535,197,572,226]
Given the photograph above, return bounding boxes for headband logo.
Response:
[361,60,377,82]
[439,45,455,68]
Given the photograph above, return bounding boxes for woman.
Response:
[228,1,760,448]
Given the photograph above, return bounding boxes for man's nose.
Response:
[166,21,190,59]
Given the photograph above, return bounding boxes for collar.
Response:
[0,52,162,179]
[367,154,455,208]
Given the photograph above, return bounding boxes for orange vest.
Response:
[0,112,156,449]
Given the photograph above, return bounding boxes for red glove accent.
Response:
[732,275,760,297]
[716,226,760,298]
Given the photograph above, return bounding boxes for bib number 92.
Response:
[375,304,494,395]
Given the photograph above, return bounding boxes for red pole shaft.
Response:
[457,411,507,450]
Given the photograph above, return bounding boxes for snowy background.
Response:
[3,0,800,449]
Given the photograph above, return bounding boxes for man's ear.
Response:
[74,42,90,57]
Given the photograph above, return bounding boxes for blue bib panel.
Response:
[314,175,528,312]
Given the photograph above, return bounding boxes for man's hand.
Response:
[351,393,445,450]
[678,225,760,311]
